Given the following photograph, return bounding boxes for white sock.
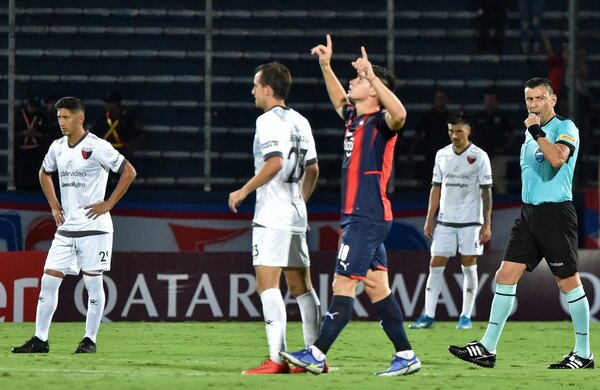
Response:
[83,274,105,343]
[260,288,287,364]
[309,345,326,361]
[395,349,415,359]
[424,266,445,318]
[296,289,321,347]
[460,265,478,318]
[34,273,63,341]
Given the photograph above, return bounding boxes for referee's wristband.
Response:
[527,124,546,141]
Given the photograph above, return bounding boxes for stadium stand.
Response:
[0,0,598,193]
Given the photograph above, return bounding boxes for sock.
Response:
[34,273,63,342]
[83,274,106,343]
[374,293,412,352]
[396,350,415,359]
[460,265,478,318]
[313,295,354,355]
[565,285,591,359]
[296,289,321,347]
[260,288,287,364]
[424,266,445,318]
[480,283,516,352]
[310,345,326,361]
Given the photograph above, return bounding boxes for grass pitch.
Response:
[0,321,598,390]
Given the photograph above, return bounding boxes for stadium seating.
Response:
[0,0,598,193]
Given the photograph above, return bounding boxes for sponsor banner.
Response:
[584,188,599,248]
[0,203,521,252]
[1,250,599,322]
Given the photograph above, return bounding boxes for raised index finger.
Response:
[361,46,368,60]
[326,34,332,50]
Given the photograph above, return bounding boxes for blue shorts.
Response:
[335,214,392,279]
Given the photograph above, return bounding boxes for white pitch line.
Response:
[2,367,233,377]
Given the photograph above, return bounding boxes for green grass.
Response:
[0,321,598,390]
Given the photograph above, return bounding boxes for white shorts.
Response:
[430,224,483,257]
[252,226,310,267]
[45,232,113,275]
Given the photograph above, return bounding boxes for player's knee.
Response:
[44,269,65,279]
[364,284,390,303]
[287,283,310,298]
[331,275,357,297]
[430,256,449,267]
[460,256,477,267]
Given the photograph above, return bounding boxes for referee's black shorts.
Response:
[502,201,579,278]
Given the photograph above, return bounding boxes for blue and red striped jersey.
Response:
[340,104,397,221]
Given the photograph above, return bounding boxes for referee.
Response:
[448,77,593,369]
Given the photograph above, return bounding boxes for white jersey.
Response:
[432,143,492,225]
[252,106,317,232]
[42,131,126,233]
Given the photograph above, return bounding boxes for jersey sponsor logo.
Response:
[467,155,477,164]
[446,173,469,180]
[260,140,279,150]
[81,147,93,159]
[60,170,87,177]
[61,182,86,188]
[343,134,354,157]
[534,147,545,162]
[557,134,577,145]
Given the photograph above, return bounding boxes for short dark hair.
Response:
[254,62,292,101]
[372,65,395,91]
[524,77,554,94]
[448,110,470,126]
[483,87,497,96]
[102,91,122,103]
[55,97,85,113]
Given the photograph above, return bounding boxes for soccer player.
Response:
[449,77,594,369]
[228,62,322,375]
[409,111,493,330]
[11,97,136,354]
[279,35,421,376]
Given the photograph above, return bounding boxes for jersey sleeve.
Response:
[95,139,126,173]
[41,141,59,173]
[431,150,442,185]
[555,120,579,157]
[375,109,396,137]
[479,151,493,187]
[300,115,317,165]
[256,115,286,160]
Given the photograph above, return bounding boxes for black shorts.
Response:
[503,201,579,278]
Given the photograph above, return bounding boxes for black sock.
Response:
[313,295,354,355]
[374,293,412,352]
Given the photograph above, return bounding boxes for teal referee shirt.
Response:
[520,115,579,205]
